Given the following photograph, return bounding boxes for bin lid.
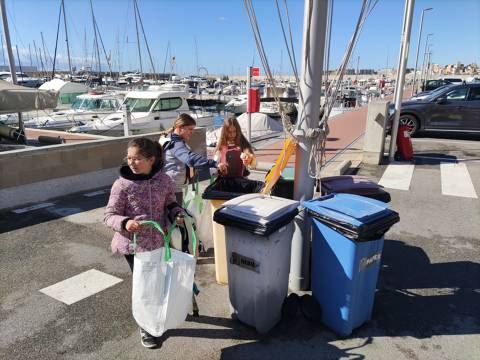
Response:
[202,177,264,200]
[221,193,299,224]
[213,193,299,236]
[303,193,399,241]
[321,175,383,192]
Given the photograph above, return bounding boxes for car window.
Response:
[424,84,454,101]
[468,87,480,101]
[445,88,468,101]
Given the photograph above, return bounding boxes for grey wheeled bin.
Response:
[213,193,299,333]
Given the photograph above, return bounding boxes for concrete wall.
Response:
[0,128,207,210]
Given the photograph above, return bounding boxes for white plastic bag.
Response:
[182,179,213,252]
[132,222,196,337]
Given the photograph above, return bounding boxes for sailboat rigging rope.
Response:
[244,0,378,181]
[274,0,304,112]
[243,0,295,140]
[308,0,379,180]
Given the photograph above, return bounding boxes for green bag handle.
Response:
[132,219,198,260]
[182,176,204,215]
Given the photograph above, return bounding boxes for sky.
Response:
[1,0,479,76]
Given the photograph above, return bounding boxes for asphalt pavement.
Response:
[0,135,479,360]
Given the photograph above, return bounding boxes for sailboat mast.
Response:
[61,0,72,75]
[33,40,45,76]
[15,44,24,77]
[133,0,143,76]
[28,43,33,68]
[40,32,50,75]
[116,31,121,80]
[0,33,5,66]
[194,35,199,75]
[51,1,62,78]
[89,0,101,77]
[134,0,156,80]
[163,41,170,75]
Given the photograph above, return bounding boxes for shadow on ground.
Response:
[158,238,479,359]
[0,188,110,234]
[375,239,480,338]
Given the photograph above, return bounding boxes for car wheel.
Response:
[399,114,419,136]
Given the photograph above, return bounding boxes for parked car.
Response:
[410,83,454,101]
[443,78,464,85]
[389,83,480,136]
[421,79,451,92]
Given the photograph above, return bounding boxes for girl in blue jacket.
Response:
[160,113,227,251]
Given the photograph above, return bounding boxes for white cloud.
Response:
[218,16,226,22]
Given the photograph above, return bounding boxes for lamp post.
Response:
[420,33,433,91]
[411,7,433,96]
[388,0,415,162]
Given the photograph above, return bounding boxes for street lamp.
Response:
[420,33,433,92]
[411,7,433,96]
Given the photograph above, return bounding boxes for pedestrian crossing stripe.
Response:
[378,162,478,199]
[440,163,478,199]
[39,269,123,305]
[378,162,415,191]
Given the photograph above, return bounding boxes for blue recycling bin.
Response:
[303,194,400,336]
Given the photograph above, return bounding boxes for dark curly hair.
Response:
[127,137,164,168]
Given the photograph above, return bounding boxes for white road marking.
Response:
[39,269,123,305]
[378,163,415,191]
[12,202,55,214]
[440,163,478,199]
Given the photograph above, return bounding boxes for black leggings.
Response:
[175,192,190,254]
[125,254,134,273]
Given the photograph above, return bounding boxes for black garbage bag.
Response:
[202,177,264,201]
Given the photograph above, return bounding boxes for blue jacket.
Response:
[163,133,217,192]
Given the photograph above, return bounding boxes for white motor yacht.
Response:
[0,71,43,88]
[224,94,248,114]
[24,91,125,131]
[69,89,215,136]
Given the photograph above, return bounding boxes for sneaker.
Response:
[140,328,157,348]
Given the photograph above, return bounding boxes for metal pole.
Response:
[246,66,251,143]
[411,7,432,96]
[0,0,17,84]
[0,0,24,138]
[388,0,415,162]
[123,104,132,136]
[289,0,328,291]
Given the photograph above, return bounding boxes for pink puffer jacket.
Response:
[104,164,182,254]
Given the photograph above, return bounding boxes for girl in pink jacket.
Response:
[104,137,184,348]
